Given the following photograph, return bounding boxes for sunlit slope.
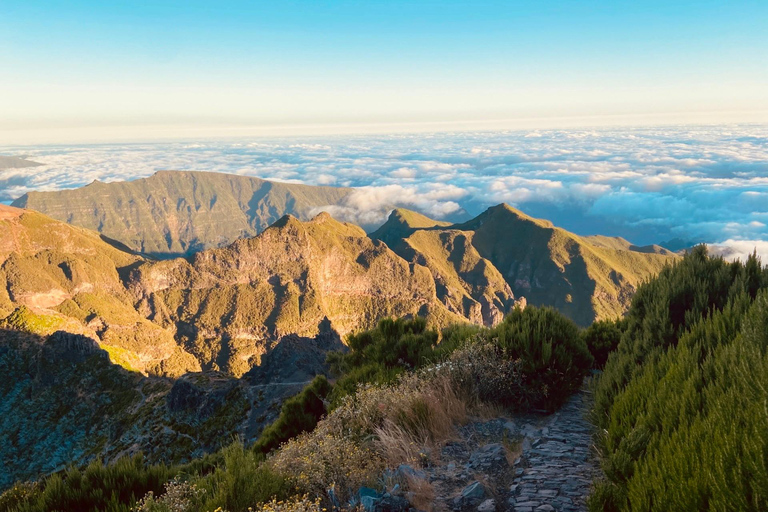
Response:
[0,204,198,376]
[375,204,677,325]
[372,208,518,326]
[13,170,353,257]
[128,212,465,376]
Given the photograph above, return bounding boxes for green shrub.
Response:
[6,455,174,512]
[582,317,626,368]
[489,306,593,411]
[589,249,768,511]
[196,442,290,512]
[327,317,439,407]
[253,375,332,454]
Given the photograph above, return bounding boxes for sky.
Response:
[2,125,767,261]
[1,1,768,143]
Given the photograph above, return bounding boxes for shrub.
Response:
[489,306,593,411]
[582,318,626,368]
[589,249,768,511]
[326,317,439,407]
[254,495,322,512]
[269,433,384,505]
[444,338,527,409]
[196,441,290,512]
[253,375,332,454]
[133,478,203,512]
[8,455,174,512]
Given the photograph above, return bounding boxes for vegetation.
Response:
[326,317,440,406]
[253,375,332,454]
[0,455,174,512]
[581,317,626,368]
[2,304,596,511]
[488,306,592,410]
[589,246,768,511]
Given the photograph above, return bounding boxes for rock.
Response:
[44,331,106,364]
[477,498,496,511]
[535,506,555,512]
[453,481,488,510]
[374,494,410,512]
[462,481,487,501]
[355,486,409,512]
[469,443,508,471]
[397,463,428,481]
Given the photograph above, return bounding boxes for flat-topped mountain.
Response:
[0,155,42,169]
[12,170,354,257]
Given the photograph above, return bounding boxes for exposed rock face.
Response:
[12,170,354,257]
[127,212,464,375]
[42,331,107,364]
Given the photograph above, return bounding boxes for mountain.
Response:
[127,211,470,376]
[0,204,199,377]
[0,201,679,492]
[0,155,42,169]
[12,170,354,257]
[373,204,677,326]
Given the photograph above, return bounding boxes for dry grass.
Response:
[373,373,468,467]
[502,432,524,465]
[403,475,436,511]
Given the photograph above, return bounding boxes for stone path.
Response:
[419,387,599,512]
[507,390,600,512]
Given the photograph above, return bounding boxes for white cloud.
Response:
[1,124,767,248]
[707,240,768,263]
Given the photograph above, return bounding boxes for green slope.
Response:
[374,205,678,326]
[0,204,198,377]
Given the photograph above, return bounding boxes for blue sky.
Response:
[1,1,767,142]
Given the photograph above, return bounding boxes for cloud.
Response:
[310,183,465,229]
[707,240,768,263]
[1,124,767,248]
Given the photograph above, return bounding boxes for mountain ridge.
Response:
[12,170,355,258]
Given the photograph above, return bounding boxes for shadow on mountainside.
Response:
[0,318,345,491]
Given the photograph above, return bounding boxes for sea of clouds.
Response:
[1,125,767,261]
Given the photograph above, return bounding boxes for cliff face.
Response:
[12,170,353,257]
[127,212,467,376]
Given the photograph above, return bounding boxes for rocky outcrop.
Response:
[127,212,464,375]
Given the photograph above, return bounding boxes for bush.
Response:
[589,249,768,511]
[489,306,593,411]
[253,375,332,454]
[6,455,174,512]
[582,318,626,368]
[196,441,290,512]
[327,317,439,407]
